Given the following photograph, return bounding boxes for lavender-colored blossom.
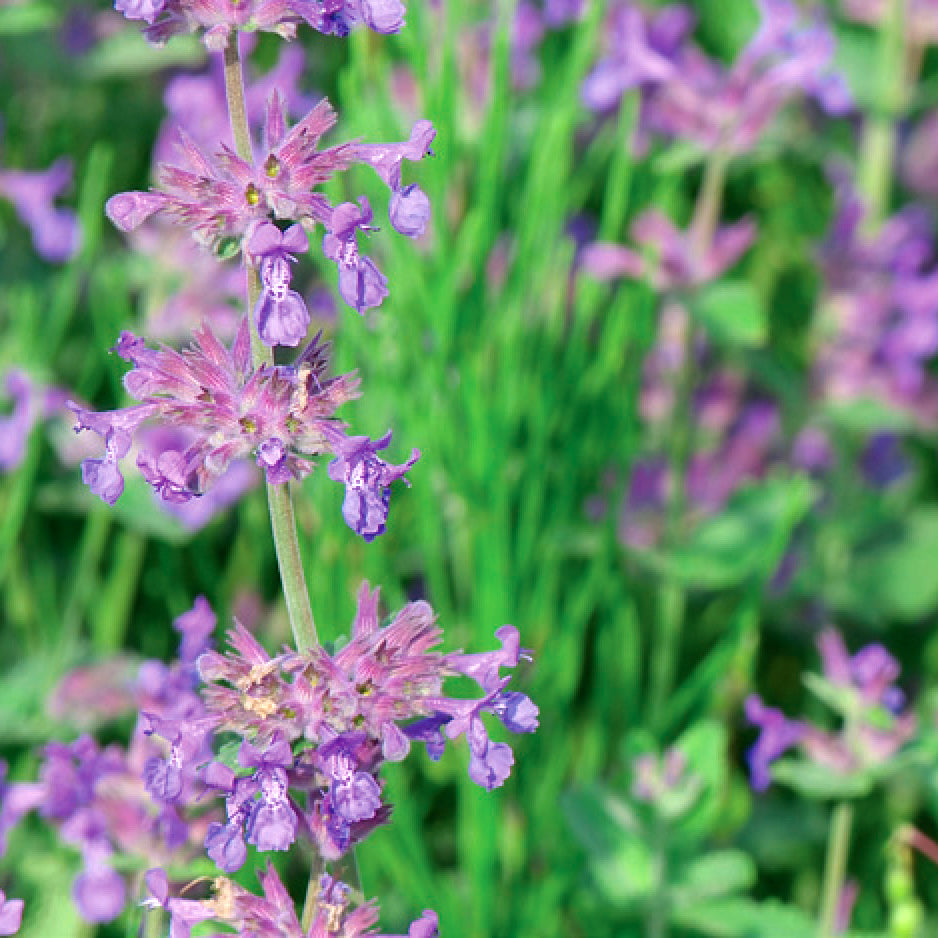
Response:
[322,198,389,313]
[581,210,756,290]
[72,845,126,924]
[68,320,360,505]
[747,630,915,792]
[0,372,35,470]
[324,427,420,541]
[114,0,166,22]
[0,156,81,263]
[815,170,938,422]
[744,694,805,792]
[149,863,434,938]
[116,0,301,49]
[247,222,311,347]
[107,92,432,320]
[584,0,849,152]
[0,890,23,937]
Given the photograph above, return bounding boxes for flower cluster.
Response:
[746,628,915,792]
[0,598,217,925]
[107,91,434,320]
[115,0,407,48]
[67,321,419,539]
[165,584,538,872]
[0,132,80,263]
[146,864,438,938]
[814,170,938,423]
[583,0,850,152]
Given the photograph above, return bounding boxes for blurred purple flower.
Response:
[747,629,915,792]
[815,170,938,422]
[584,0,850,152]
[0,156,80,263]
[581,210,756,290]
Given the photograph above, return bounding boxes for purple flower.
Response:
[324,427,420,540]
[354,120,436,236]
[584,0,849,152]
[322,198,390,314]
[114,0,166,23]
[246,222,311,347]
[239,734,298,853]
[581,210,756,290]
[69,321,359,505]
[290,0,407,37]
[0,157,81,262]
[744,694,805,792]
[118,1,303,49]
[0,890,23,937]
[72,845,126,924]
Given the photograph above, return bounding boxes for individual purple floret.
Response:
[322,198,390,314]
[247,222,311,346]
[323,427,420,541]
[0,890,23,937]
[292,0,408,37]
[0,371,67,471]
[744,695,805,792]
[0,155,81,263]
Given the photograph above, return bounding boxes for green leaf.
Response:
[0,3,55,34]
[82,30,204,76]
[823,397,915,432]
[673,721,729,840]
[670,850,757,905]
[771,759,873,800]
[672,898,817,938]
[693,280,768,347]
[561,785,655,905]
[848,508,938,622]
[633,477,816,589]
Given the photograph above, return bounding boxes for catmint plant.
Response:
[0,3,539,935]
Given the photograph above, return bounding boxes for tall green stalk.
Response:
[222,38,318,653]
[647,151,728,731]
[857,0,907,228]
[817,801,854,938]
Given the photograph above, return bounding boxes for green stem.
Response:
[221,37,318,652]
[818,801,854,938]
[857,0,907,228]
[647,153,727,731]
[646,818,670,938]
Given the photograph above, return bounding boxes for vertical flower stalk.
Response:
[222,36,317,651]
[858,0,907,228]
[647,149,728,731]
[818,801,854,938]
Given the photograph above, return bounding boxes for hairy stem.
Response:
[818,801,854,938]
[221,37,318,653]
